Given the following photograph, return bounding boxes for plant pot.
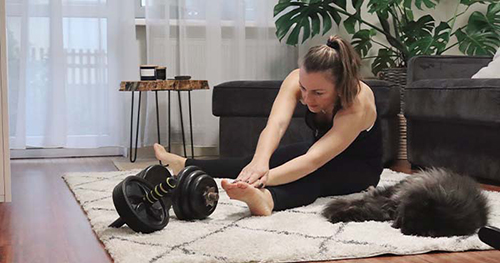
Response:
[378,67,408,161]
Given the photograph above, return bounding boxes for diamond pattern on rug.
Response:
[63,169,500,263]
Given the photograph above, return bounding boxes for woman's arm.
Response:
[236,69,301,181]
[252,69,301,161]
[265,104,369,186]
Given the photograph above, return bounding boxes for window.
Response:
[135,0,258,21]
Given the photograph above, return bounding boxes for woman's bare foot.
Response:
[221,180,274,216]
[153,143,186,175]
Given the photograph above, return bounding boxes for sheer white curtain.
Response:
[6,0,139,149]
[141,0,298,149]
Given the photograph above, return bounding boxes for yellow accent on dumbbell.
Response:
[145,193,155,204]
[159,183,167,193]
[155,185,163,197]
[166,177,176,188]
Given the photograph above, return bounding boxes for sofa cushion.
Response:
[472,48,500,78]
[213,80,400,117]
[407,56,492,82]
[404,79,500,125]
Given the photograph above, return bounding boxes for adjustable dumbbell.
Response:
[109,165,219,233]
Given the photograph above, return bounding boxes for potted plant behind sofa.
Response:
[274,0,500,76]
[274,0,500,161]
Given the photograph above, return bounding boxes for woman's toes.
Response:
[236,182,248,189]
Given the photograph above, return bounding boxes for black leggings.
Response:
[185,142,382,211]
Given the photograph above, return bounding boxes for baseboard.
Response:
[10,147,126,159]
[132,144,219,159]
[10,144,219,159]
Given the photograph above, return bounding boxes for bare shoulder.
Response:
[336,81,377,130]
[280,68,301,95]
[359,81,376,109]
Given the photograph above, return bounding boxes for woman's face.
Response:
[298,67,338,114]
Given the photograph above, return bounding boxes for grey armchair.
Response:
[404,55,500,183]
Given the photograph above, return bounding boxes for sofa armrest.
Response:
[366,80,400,116]
[407,55,492,83]
[404,78,500,125]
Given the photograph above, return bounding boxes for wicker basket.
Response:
[378,67,408,160]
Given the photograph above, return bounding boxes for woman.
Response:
[154,35,383,216]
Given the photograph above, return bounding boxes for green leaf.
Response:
[275,1,326,45]
[274,1,305,17]
[433,22,452,54]
[324,5,342,25]
[332,0,347,10]
[286,21,303,45]
[344,15,358,34]
[302,17,312,43]
[460,0,496,6]
[414,0,439,10]
[318,9,333,35]
[275,8,302,41]
[404,7,414,21]
[403,0,412,9]
[467,11,490,34]
[372,49,398,75]
[486,2,500,32]
[351,29,376,57]
[403,15,435,38]
[408,22,450,56]
[352,0,363,10]
[455,28,500,55]
[310,12,321,37]
[274,3,291,17]
[368,0,395,15]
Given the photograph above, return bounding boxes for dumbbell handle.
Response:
[143,177,177,205]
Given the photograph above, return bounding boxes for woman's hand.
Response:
[236,159,269,188]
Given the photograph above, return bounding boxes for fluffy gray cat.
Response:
[322,168,490,237]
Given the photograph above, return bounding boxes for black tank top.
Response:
[305,108,382,159]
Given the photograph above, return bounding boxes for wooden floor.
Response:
[0,158,499,263]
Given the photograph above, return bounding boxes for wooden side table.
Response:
[120,80,209,162]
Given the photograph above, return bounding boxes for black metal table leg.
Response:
[129,91,142,163]
[155,91,162,165]
[177,91,187,157]
[168,90,171,152]
[188,90,194,159]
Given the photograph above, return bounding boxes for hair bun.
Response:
[326,38,340,50]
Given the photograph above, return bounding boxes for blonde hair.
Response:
[300,35,361,108]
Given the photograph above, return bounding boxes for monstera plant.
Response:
[274,0,500,75]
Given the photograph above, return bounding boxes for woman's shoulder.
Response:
[340,82,374,111]
[280,69,301,95]
[359,81,376,104]
[336,81,377,127]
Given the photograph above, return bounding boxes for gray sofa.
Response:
[404,55,500,183]
[212,79,400,167]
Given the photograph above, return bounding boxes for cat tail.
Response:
[322,190,395,224]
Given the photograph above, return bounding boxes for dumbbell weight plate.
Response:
[112,176,169,233]
[188,173,218,219]
[136,164,172,186]
[136,165,173,210]
[173,166,204,220]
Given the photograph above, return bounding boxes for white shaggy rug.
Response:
[63,169,500,263]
